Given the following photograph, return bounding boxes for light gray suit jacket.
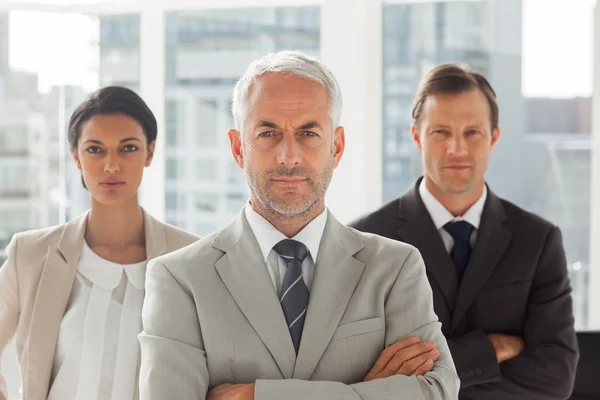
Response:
[139,211,459,400]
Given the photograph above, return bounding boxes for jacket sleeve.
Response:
[0,234,22,400]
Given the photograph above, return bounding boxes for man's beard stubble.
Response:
[246,163,333,220]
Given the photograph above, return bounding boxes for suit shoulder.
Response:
[162,222,200,253]
[499,197,557,233]
[348,226,418,257]
[346,227,423,281]
[9,222,69,253]
[349,198,400,235]
[151,232,221,273]
[3,222,72,280]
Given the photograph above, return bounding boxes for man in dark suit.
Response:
[350,63,579,399]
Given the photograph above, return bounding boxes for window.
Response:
[196,99,218,147]
[195,193,218,213]
[196,159,217,181]
[226,192,247,213]
[165,191,178,211]
[166,158,179,179]
[0,126,28,153]
[165,99,179,146]
[195,223,217,236]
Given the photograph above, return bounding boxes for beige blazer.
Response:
[0,210,198,400]
[139,210,459,400]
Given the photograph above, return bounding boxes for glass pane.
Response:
[196,159,218,181]
[165,99,180,146]
[382,0,594,329]
[196,222,217,236]
[164,6,321,235]
[226,192,247,214]
[0,10,139,397]
[166,158,179,179]
[196,99,218,147]
[166,191,178,210]
[195,192,218,213]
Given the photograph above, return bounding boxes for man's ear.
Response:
[411,124,423,151]
[490,127,501,151]
[332,126,345,169]
[229,129,244,169]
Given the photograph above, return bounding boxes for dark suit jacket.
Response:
[350,179,579,400]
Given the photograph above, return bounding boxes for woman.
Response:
[0,86,198,400]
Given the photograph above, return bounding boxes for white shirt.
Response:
[244,203,327,295]
[419,179,487,253]
[48,241,147,400]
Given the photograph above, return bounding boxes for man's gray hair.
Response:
[231,50,343,132]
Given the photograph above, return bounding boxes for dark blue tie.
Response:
[273,239,309,355]
[443,221,475,283]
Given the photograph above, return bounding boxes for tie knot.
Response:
[444,221,474,242]
[273,239,308,262]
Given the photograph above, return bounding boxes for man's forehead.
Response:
[421,92,491,120]
[248,74,329,103]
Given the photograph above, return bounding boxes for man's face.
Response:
[228,72,345,219]
[411,88,500,197]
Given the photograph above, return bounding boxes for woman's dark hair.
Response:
[68,86,158,188]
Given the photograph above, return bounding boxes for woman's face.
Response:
[72,113,155,206]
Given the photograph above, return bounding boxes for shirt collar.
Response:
[418,178,487,230]
[77,241,147,290]
[244,201,328,263]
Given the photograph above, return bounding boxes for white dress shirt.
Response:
[244,203,327,295]
[48,241,147,400]
[419,179,487,253]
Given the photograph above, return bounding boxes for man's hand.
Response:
[364,336,440,381]
[488,333,525,363]
[207,383,255,400]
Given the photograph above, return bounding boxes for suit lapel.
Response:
[25,213,87,400]
[396,183,459,310]
[213,212,296,379]
[293,213,365,380]
[451,192,512,330]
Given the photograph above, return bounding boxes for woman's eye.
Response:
[86,146,101,154]
[123,144,139,152]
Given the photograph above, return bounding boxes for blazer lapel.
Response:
[293,213,365,380]
[25,213,87,400]
[213,212,296,379]
[396,182,459,310]
[451,192,512,331]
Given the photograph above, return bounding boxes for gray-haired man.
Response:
[139,51,459,400]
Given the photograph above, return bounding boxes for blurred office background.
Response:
[0,0,598,397]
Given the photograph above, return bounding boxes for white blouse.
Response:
[48,241,147,400]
